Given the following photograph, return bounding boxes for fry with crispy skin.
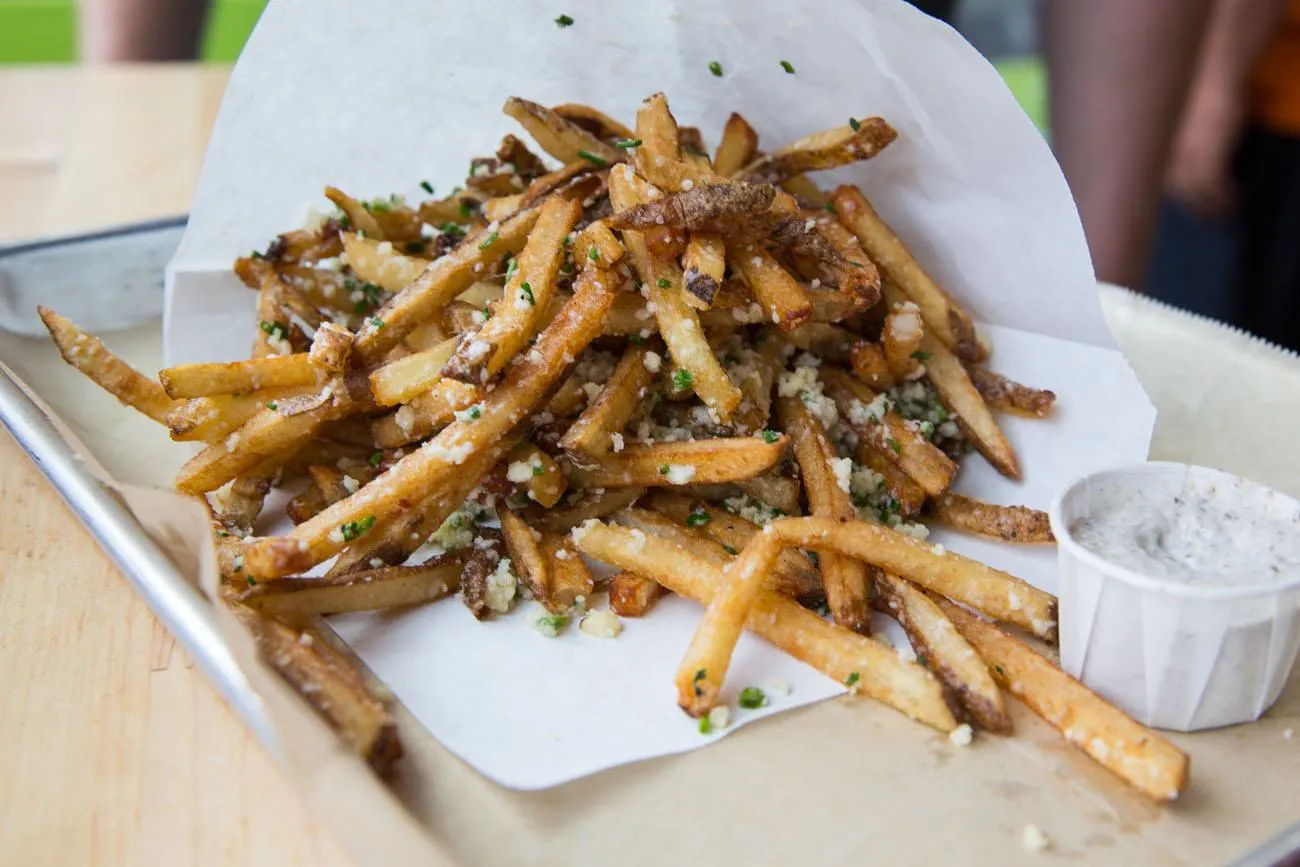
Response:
[938,600,1188,802]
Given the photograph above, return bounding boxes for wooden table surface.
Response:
[0,65,354,867]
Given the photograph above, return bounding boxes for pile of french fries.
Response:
[40,92,1188,800]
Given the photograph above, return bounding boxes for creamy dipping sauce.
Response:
[1070,484,1300,587]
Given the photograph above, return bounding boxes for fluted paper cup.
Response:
[1050,462,1300,731]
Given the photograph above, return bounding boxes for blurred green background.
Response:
[0,0,1047,129]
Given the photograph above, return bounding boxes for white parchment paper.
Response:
[164,0,1155,789]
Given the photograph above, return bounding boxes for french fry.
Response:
[500,507,549,604]
[849,341,897,391]
[574,521,959,731]
[641,492,823,603]
[38,307,178,424]
[857,444,927,518]
[735,473,803,515]
[675,529,784,716]
[341,232,428,293]
[778,395,871,634]
[236,608,402,775]
[632,92,710,191]
[781,174,831,209]
[551,102,636,141]
[212,468,276,537]
[682,233,726,309]
[882,301,925,381]
[545,370,590,418]
[175,397,352,496]
[443,196,583,383]
[559,341,659,458]
[563,436,788,489]
[307,322,353,378]
[728,240,813,332]
[609,164,742,419]
[969,368,1056,418]
[713,112,759,177]
[239,558,463,618]
[769,516,1058,642]
[930,494,1054,544]
[243,273,616,579]
[784,323,857,366]
[520,484,640,529]
[460,529,507,620]
[324,186,384,240]
[833,186,985,362]
[607,571,665,617]
[542,532,594,611]
[937,600,1189,802]
[919,331,1020,479]
[159,354,316,399]
[820,368,957,497]
[370,378,481,448]
[607,182,776,235]
[354,206,541,365]
[737,117,897,183]
[573,220,625,267]
[506,441,567,509]
[368,338,459,406]
[874,572,1010,733]
[614,507,816,603]
[503,96,623,166]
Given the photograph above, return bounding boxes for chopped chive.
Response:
[685,511,710,528]
[722,544,738,556]
[699,716,713,735]
[368,316,384,328]
[404,240,426,254]
[761,430,779,444]
[738,687,767,708]
[887,437,901,455]
[458,202,473,218]
[369,451,384,467]
[439,221,465,237]
[478,231,499,250]
[615,138,642,149]
[845,672,860,688]
[265,402,278,411]
[709,61,723,77]
[779,60,795,74]
[577,150,608,167]
[419,180,434,195]
[910,350,931,360]
[532,463,545,477]
[659,465,671,475]
[848,117,861,132]
[340,515,376,542]
[258,320,288,340]
[554,13,574,27]
[588,246,600,261]
[826,202,837,215]
[657,277,671,288]
[672,369,694,391]
[520,282,535,306]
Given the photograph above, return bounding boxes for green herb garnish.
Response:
[849,117,861,132]
[478,231,499,250]
[615,138,642,149]
[738,687,767,708]
[845,672,860,688]
[259,321,288,340]
[657,277,671,288]
[519,282,535,306]
[419,180,434,194]
[577,150,608,167]
[685,511,710,528]
[709,61,723,77]
[779,60,795,74]
[761,430,779,444]
[672,369,694,391]
[588,246,600,261]
[910,350,931,360]
[555,13,574,27]
[369,451,384,467]
[340,515,377,542]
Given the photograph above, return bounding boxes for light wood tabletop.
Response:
[0,65,354,867]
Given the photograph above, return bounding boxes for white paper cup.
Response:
[1049,462,1300,731]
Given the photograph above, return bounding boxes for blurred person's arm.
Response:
[80,0,211,62]
[1045,0,1214,289]
[1167,0,1292,216]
